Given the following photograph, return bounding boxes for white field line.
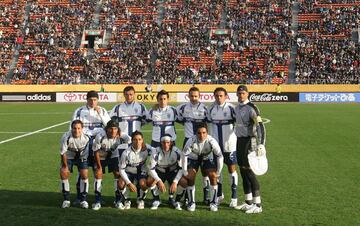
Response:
[0,129,170,134]
[0,121,70,145]
[0,112,72,115]
[0,118,271,138]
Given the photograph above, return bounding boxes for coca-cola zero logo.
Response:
[249,93,290,102]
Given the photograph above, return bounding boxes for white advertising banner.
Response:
[56,92,118,103]
[176,92,237,103]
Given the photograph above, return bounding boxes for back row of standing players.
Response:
[59,85,266,213]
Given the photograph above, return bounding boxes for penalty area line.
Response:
[0,121,70,145]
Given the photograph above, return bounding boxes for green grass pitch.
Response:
[0,102,359,226]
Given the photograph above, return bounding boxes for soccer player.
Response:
[59,120,90,209]
[91,120,131,210]
[147,134,184,210]
[72,90,111,137]
[176,87,211,205]
[109,86,147,137]
[147,90,177,147]
[234,85,266,214]
[118,131,154,210]
[181,123,224,212]
[71,90,111,204]
[207,87,239,207]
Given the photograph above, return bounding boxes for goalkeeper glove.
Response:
[257,144,266,156]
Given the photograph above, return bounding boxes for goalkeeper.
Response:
[234,85,266,214]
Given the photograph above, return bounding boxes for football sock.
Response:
[202,177,210,202]
[230,171,238,199]
[61,179,70,201]
[94,179,102,203]
[210,185,218,204]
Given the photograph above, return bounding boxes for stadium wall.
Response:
[0,84,359,92]
[0,85,359,103]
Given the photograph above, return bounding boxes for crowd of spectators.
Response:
[223,0,292,83]
[152,1,222,84]
[295,38,359,84]
[296,0,360,84]
[299,0,359,36]
[2,0,359,84]
[0,0,24,83]
[12,0,96,83]
[88,0,158,84]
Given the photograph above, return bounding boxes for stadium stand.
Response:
[0,0,24,83]
[0,0,359,84]
[296,0,360,84]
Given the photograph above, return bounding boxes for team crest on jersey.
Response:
[224,112,228,117]
[167,113,171,119]
[135,108,139,113]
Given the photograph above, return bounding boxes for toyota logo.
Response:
[64,93,77,102]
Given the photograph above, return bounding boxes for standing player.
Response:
[72,90,111,137]
[91,120,131,210]
[109,86,147,137]
[118,131,154,209]
[147,134,185,210]
[181,123,224,212]
[59,120,90,209]
[234,85,266,214]
[207,87,238,207]
[176,87,211,205]
[71,90,111,203]
[147,90,177,148]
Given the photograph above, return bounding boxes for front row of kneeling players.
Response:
[60,119,225,211]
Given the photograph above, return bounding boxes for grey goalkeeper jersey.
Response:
[234,100,266,145]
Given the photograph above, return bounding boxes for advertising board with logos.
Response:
[56,92,117,103]
[0,93,56,102]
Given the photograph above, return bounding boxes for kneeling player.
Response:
[181,123,224,212]
[59,120,90,209]
[147,134,185,210]
[92,120,131,210]
[118,131,153,209]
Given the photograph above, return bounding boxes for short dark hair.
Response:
[156,90,169,100]
[106,119,119,129]
[189,86,200,94]
[71,120,83,128]
[131,130,143,140]
[86,90,99,99]
[123,86,135,93]
[196,122,208,132]
[213,87,228,96]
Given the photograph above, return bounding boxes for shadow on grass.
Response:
[0,189,250,226]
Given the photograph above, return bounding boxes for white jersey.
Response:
[183,135,222,161]
[177,102,207,138]
[92,130,131,160]
[182,134,223,174]
[149,146,183,183]
[60,131,90,160]
[147,106,177,142]
[150,146,181,171]
[119,144,154,175]
[72,105,111,137]
[207,102,237,153]
[109,101,147,137]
